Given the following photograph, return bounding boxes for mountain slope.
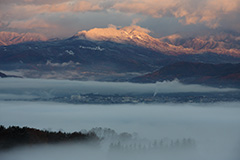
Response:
[0,72,7,78]
[0,38,173,80]
[1,36,240,80]
[0,32,48,46]
[131,62,240,87]
[1,31,240,81]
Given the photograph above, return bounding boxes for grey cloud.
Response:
[0,0,69,5]
[112,0,240,29]
[1,0,240,38]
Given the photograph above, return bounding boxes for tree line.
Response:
[0,125,99,150]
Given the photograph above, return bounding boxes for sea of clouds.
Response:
[0,101,240,160]
[0,78,240,160]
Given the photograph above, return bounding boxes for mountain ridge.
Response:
[0,31,48,46]
[131,62,240,87]
[74,26,240,57]
[160,32,240,52]
[1,28,240,57]
[1,29,240,81]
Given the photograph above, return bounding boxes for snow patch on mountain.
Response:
[65,50,75,55]
[79,45,104,51]
[45,60,80,67]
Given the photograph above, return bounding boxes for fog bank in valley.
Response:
[0,78,238,100]
[0,101,240,160]
[0,78,239,159]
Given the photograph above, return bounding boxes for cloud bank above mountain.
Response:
[0,0,239,38]
[112,0,240,28]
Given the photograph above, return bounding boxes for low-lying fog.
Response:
[0,78,238,100]
[0,101,240,160]
[0,78,240,159]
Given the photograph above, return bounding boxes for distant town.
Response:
[50,91,240,104]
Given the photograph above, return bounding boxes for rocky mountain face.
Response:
[0,32,47,46]
[131,62,240,87]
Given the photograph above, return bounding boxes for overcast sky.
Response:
[0,0,239,38]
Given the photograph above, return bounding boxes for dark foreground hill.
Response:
[131,62,240,87]
[0,126,99,150]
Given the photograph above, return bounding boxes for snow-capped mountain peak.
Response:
[74,25,190,55]
[74,26,240,56]
[75,25,151,44]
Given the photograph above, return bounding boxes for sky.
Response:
[0,0,240,38]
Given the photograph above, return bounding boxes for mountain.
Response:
[75,26,240,57]
[0,31,48,46]
[160,31,240,56]
[74,26,198,56]
[0,38,173,80]
[0,72,7,78]
[131,62,240,87]
[1,27,239,57]
[1,28,240,81]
